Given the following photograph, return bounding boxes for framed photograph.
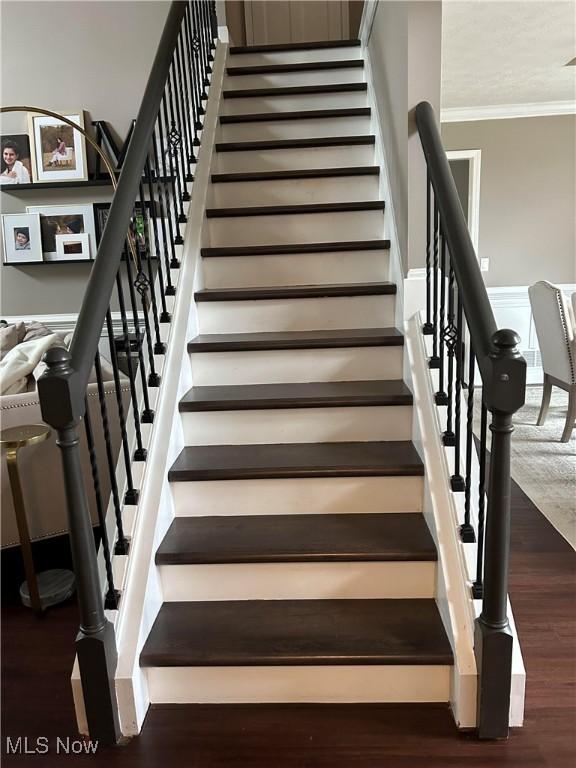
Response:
[26,204,96,261]
[0,135,32,185]
[55,232,90,261]
[2,213,43,264]
[27,110,88,183]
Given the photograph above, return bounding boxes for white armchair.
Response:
[528,281,576,442]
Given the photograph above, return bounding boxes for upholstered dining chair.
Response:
[528,281,576,442]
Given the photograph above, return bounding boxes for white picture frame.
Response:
[55,232,90,261]
[1,213,43,264]
[27,110,88,183]
[26,204,96,261]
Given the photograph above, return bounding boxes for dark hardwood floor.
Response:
[2,477,575,767]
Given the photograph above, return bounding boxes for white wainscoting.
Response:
[487,285,576,385]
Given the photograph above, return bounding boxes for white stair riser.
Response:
[189,346,404,385]
[224,68,365,90]
[214,144,375,173]
[221,91,368,115]
[171,476,424,516]
[197,295,395,334]
[209,175,380,207]
[159,561,436,601]
[208,210,385,246]
[203,250,390,289]
[146,665,451,704]
[219,115,371,142]
[181,405,413,445]
[227,47,363,68]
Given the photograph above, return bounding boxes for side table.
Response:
[1,424,75,613]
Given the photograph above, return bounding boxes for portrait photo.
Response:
[26,204,96,260]
[0,135,32,185]
[28,111,88,183]
[1,213,43,264]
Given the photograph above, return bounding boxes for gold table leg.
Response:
[5,447,43,614]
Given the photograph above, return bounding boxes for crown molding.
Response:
[441,100,576,123]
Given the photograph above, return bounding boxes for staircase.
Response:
[139,39,454,707]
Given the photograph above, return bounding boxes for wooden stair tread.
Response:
[187,327,404,353]
[194,283,396,302]
[211,167,380,183]
[223,83,368,99]
[229,40,361,55]
[140,599,453,667]
[226,60,364,76]
[201,239,390,258]
[156,513,436,565]
[179,380,413,412]
[168,441,423,482]
[205,201,385,218]
[215,136,375,152]
[220,108,370,124]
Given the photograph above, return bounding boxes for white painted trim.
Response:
[405,313,477,728]
[111,41,228,737]
[359,0,378,45]
[441,100,576,123]
[362,36,405,327]
[215,0,228,42]
[446,149,482,253]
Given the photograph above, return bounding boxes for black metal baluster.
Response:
[472,401,488,598]
[166,66,190,204]
[123,249,156,415]
[161,95,187,228]
[83,396,119,609]
[115,272,147,460]
[176,29,196,171]
[156,113,182,248]
[105,310,138,505]
[183,3,202,145]
[443,264,457,446]
[145,155,173,313]
[137,182,165,359]
[152,128,180,274]
[193,0,209,97]
[460,345,477,542]
[451,294,466,492]
[186,1,205,123]
[429,197,440,368]
[94,352,129,556]
[423,172,433,335]
[208,0,218,47]
[201,1,214,69]
[435,230,448,405]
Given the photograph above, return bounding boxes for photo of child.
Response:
[39,124,75,172]
[13,228,31,250]
[0,136,32,184]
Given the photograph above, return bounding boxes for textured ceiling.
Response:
[442,0,576,108]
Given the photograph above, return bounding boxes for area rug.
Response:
[476,386,575,549]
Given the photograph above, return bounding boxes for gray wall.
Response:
[367,1,442,274]
[0,1,170,317]
[442,116,576,287]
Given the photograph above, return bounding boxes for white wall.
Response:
[366,0,442,274]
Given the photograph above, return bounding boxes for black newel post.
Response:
[474,329,526,740]
[38,348,121,746]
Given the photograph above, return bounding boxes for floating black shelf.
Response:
[0,175,175,193]
[3,259,94,266]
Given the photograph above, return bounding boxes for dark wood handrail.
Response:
[68,1,187,400]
